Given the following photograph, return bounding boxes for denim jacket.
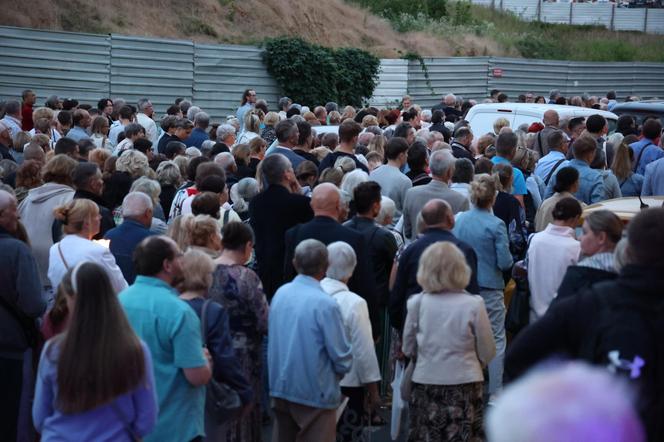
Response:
[545,159,605,204]
[453,208,513,290]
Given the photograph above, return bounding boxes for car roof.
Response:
[466,103,618,120]
[610,101,664,113]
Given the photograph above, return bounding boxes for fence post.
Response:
[569,2,573,26]
[644,7,649,33]
[610,3,615,31]
[537,0,542,22]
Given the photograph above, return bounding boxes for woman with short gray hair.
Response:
[156,161,182,219]
[320,241,380,441]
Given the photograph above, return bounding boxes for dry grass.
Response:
[0,0,511,57]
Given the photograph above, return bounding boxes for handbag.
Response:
[505,257,530,336]
[399,294,423,402]
[200,299,243,425]
[390,360,406,440]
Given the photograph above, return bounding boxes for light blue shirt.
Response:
[266,145,305,169]
[453,208,513,290]
[1,115,22,138]
[534,150,569,185]
[65,126,90,143]
[642,158,664,196]
[491,156,527,195]
[619,173,644,197]
[120,276,206,442]
[236,103,253,131]
[545,159,606,205]
[631,138,664,175]
[268,275,352,409]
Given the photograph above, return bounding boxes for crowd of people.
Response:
[1,85,663,442]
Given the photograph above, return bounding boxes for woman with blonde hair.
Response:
[453,174,512,397]
[403,241,495,441]
[260,111,279,145]
[90,116,112,150]
[236,111,260,145]
[189,214,222,257]
[610,141,644,197]
[341,106,356,122]
[115,150,151,179]
[88,148,111,171]
[167,213,195,251]
[367,134,386,158]
[248,137,267,177]
[48,199,127,292]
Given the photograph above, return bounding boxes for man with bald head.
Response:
[283,183,379,331]
[0,190,45,441]
[389,198,479,333]
[533,109,560,157]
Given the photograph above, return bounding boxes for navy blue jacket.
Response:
[104,219,154,284]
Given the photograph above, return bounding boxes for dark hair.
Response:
[454,126,472,140]
[401,108,417,123]
[568,117,585,132]
[166,105,181,116]
[72,162,100,189]
[297,121,312,146]
[221,221,254,250]
[296,160,318,180]
[590,147,606,170]
[585,114,607,133]
[453,158,474,184]
[353,181,382,215]
[627,207,664,266]
[616,115,636,136]
[118,105,134,121]
[198,174,226,193]
[431,110,445,125]
[275,119,297,143]
[160,115,178,132]
[262,154,291,186]
[552,197,582,221]
[385,136,409,160]
[134,236,176,276]
[495,132,518,157]
[123,123,145,138]
[61,98,78,111]
[241,88,255,106]
[57,110,73,127]
[186,156,210,182]
[407,142,428,172]
[642,118,663,140]
[474,157,494,174]
[606,90,617,100]
[585,210,623,244]
[553,166,580,193]
[78,139,95,159]
[54,137,78,156]
[195,162,225,188]
[133,138,153,156]
[548,130,566,151]
[497,93,508,103]
[286,107,300,118]
[492,162,513,190]
[393,122,413,140]
[572,136,597,159]
[53,262,144,413]
[338,120,362,143]
[191,192,221,218]
[165,141,185,159]
[97,98,112,111]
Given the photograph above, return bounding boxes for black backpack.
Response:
[578,286,664,440]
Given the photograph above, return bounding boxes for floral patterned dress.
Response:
[208,264,269,442]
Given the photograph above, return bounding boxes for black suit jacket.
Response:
[283,216,379,332]
[389,228,479,333]
[249,185,313,299]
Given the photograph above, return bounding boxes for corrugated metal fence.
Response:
[0,26,280,121]
[1,26,664,117]
[470,0,664,34]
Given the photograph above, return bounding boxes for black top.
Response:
[554,265,617,303]
[0,143,15,161]
[159,184,177,220]
[406,170,432,187]
[428,123,451,143]
[248,184,313,298]
[292,149,320,167]
[73,189,116,240]
[318,151,369,173]
[493,191,527,260]
[389,228,479,333]
[343,216,398,308]
[157,133,179,155]
[451,141,475,163]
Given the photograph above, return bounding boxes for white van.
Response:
[464,103,618,137]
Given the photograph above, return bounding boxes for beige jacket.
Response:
[402,292,495,385]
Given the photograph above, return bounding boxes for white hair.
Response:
[444,93,456,105]
[230,177,259,213]
[421,109,432,122]
[376,196,396,226]
[186,105,201,121]
[340,169,369,200]
[326,241,357,281]
[214,152,236,171]
[129,176,161,205]
[487,362,644,442]
[216,124,236,142]
[121,192,153,218]
[429,149,456,178]
[185,147,202,158]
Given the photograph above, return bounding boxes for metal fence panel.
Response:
[487,57,569,99]
[193,43,281,121]
[570,4,612,27]
[646,9,664,35]
[110,34,194,116]
[407,58,490,106]
[370,59,408,107]
[0,26,110,105]
[614,8,647,32]
[541,3,571,25]
[566,61,634,98]
[630,63,664,99]
[501,0,538,19]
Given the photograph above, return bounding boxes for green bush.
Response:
[262,37,380,107]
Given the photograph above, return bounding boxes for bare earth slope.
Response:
[0,0,509,57]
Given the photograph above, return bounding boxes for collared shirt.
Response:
[236,103,253,131]
[370,164,412,218]
[642,158,664,196]
[528,224,580,322]
[534,150,569,184]
[119,276,207,442]
[492,156,527,195]
[578,252,616,273]
[136,113,159,146]
[631,138,663,175]
[545,159,605,205]
[266,145,305,169]
[1,115,22,139]
[453,207,513,290]
[66,126,90,143]
[268,275,352,409]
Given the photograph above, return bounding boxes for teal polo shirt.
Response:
[119,276,206,442]
[491,156,528,195]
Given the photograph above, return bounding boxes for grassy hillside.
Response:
[1,0,663,61]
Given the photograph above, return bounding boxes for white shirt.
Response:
[48,234,128,293]
[527,224,580,322]
[320,278,381,387]
[136,113,159,146]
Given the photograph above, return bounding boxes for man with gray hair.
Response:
[266,119,305,169]
[136,97,159,145]
[184,111,210,148]
[443,93,462,121]
[402,149,469,241]
[104,192,155,284]
[278,96,291,120]
[215,123,236,148]
[269,238,351,442]
[214,152,238,188]
[1,100,22,138]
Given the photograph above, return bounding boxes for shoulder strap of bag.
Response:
[57,243,70,269]
[200,299,212,348]
[223,209,230,225]
[544,158,566,186]
[109,401,141,441]
[633,142,654,173]
[537,131,543,156]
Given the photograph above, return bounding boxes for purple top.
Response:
[33,339,158,441]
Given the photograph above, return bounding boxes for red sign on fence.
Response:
[492,68,503,78]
